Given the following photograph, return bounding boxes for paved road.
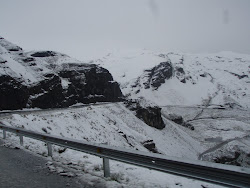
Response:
[198,134,250,160]
[0,140,83,188]
[0,102,116,118]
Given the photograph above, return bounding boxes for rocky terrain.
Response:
[0,36,122,110]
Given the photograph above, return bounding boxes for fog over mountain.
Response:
[0,0,250,60]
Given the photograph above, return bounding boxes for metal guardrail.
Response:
[0,124,250,187]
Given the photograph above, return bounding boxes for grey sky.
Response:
[1,0,250,60]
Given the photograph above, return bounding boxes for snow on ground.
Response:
[0,103,225,188]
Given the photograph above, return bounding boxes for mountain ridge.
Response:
[94,49,250,109]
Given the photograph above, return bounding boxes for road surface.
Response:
[0,140,83,188]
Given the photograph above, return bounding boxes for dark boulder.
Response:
[182,122,195,130]
[168,114,184,125]
[142,140,160,153]
[167,113,194,130]
[136,107,165,129]
[22,57,35,63]
[125,100,165,130]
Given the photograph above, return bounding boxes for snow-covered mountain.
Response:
[94,49,250,109]
[92,49,250,167]
[0,36,122,110]
[0,37,249,187]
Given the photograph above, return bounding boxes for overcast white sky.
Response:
[1,0,250,61]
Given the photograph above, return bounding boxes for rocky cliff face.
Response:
[0,37,122,110]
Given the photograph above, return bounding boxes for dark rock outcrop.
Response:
[125,100,165,130]
[166,113,194,130]
[214,151,250,167]
[142,61,173,90]
[31,51,57,57]
[167,114,184,125]
[29,75,65,109]
[0,64,123,110]
[142,140,160,153]
[0,75,29,110]
[0,39,123,110]
[22,57,35,63]
[58,64,123,106]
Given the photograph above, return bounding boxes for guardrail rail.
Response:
[0,124,250,187]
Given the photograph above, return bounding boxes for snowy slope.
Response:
[0,103,223,188]
[92,49,250,167]
[94,49,250,108]
[1,103,202,159]
[0,36,82,85]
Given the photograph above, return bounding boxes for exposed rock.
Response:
[22,57,35,63]
[182,122,195,130]
[0,38,123,110]
[125,100,165,130]
[167,114,184,125]
[175,66,186,83]
[214,151,250,167]
[31,51,57,57]
[142,140,160,153]
[141,61,173,90]
[0,75,29,110]
[29,75,66,109]
[8,47,22,52]
[58,64,123,105]
[166,113,194,130]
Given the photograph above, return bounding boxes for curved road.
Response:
[198,135,250,160]
[0,140,83,188]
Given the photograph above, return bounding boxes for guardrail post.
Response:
[103,158,110,177]
[47,143,53,157]
[3,130,6,139]
[20,135,23,146]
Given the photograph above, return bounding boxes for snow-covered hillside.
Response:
[1,103,221,188]
[94,49,250,108]
[93,49,250,167]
